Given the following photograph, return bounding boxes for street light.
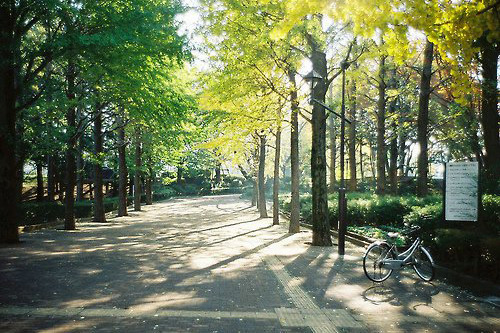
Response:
[304,63,350,255]
[304,70,323,105]
[338,60,349,255]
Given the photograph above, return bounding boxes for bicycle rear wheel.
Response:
[413,246,435,282]
[363,243,395,282]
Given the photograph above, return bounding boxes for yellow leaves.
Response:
[269,0,335,39]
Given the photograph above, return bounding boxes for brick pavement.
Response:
[0,194,498,332]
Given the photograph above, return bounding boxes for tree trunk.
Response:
[93,107,106,222]
[36,161,44,201]
[288,69,300,233]
[348,78,357,191]
[416,39,434,197]
[479,37,500,183]
[273,125,281,225]
[76,120,84,201]
[376,55,387,195]
[215,162,221,185]
[146,166,153,205]
[252,176,257,207]
[0,3,20,243]
[117,112,128,216]
[47,156,56,201]
[359,141,365,181]
[15,115,26,205]
[176,165,183,184]
[310,49,331,246]
[329,113,337,192]
[134,126,142,211]
[64,60,77,230]
[258,135,268,218]
[129,172,134,196]
[397,119,407,181]
[389,119,398,194]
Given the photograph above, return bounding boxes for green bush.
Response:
[348,225,406,246]
[404,203,443,244]
[482,237,500,279]
[19,201,65,225]
[74,201,93,218]
[482,194,500,232]
[153,187,177,201]
[434,228,482,265]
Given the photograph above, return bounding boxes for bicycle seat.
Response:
[387,232,399,239]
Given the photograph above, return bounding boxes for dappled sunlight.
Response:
[129,292,204,313]
[38,320,97,333]
[61,295,117,308]
[2,194,496,332]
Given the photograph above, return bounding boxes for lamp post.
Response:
[305,63,350,255]
[338,60,349,255]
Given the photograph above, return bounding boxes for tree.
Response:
[92,101,106,222]
[416,39,434,197]
[347,76,357,191]
[116,110,128,216]
[258,133,268,218]
[0,0,59,242]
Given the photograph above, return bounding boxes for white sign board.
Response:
[445,162,478,221]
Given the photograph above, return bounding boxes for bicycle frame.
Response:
[380,237,421,270]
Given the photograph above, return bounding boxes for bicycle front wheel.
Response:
[363,243,395,282]
[413,246,435,282]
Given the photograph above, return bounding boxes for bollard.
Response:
[338,187,347,255]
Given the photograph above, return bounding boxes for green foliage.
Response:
[433,228,484,274]
[482,194,500,232]
[328,193,440,227]
[347,225,406,247]
[19,202,66,226]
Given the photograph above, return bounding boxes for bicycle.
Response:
[362,230,435,283]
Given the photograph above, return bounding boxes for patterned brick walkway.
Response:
[0,195,498,332]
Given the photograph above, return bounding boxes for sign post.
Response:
[444,162,479,222]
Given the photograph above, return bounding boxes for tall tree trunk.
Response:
[76,140,84,201]
[129,172,134,196]
[252,176,257,207]
[176,164,183,184]
[389,119,398,194]
[146,166,153,205]
[64,59,77,230]
[134,126,142,211]
[416,39,434,197]
[359,142,364,181]
[117,112,128,216]
[215,162,221,185]
[288,69,300,233]
[76,109,84,201]
[479,37,500,182]
[273,125,281,225]
[258,135,268,218]
[310,48,331,246]
[348,78,357,191]
[0,4,20,243]
[36,161,44,201]
[397,117,408,181]
[47,156,55,201]
[370,140,377,185]
[93,107,106,222]
[15,114,25,205]
[376,55,387,195]
[329,113,337,192]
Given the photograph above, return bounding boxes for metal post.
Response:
[338,64,347,255]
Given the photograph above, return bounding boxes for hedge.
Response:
[279,192,500,281]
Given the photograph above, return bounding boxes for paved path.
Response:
[0,195,498,332]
